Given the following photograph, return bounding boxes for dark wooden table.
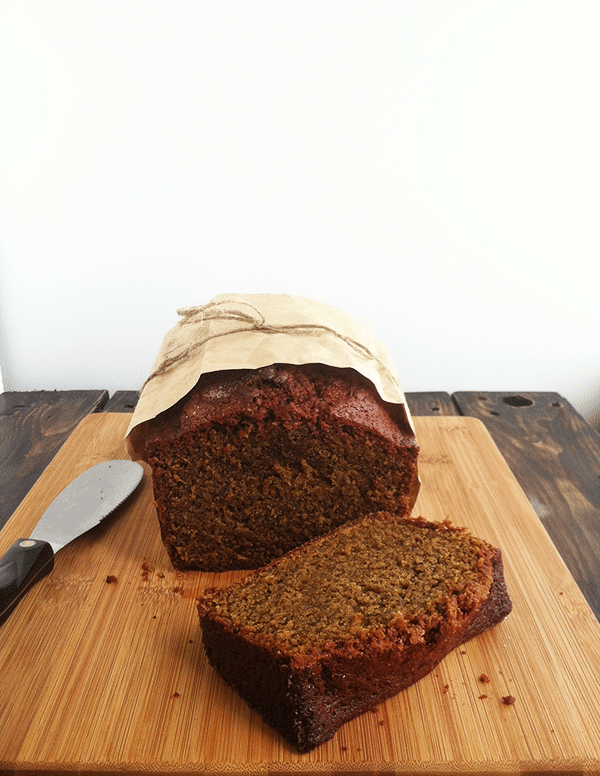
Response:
[2,389,599,622]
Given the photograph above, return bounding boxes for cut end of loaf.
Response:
[146,364,419,571]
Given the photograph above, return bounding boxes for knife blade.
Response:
[0,459,144,626]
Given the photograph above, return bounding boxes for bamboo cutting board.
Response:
[1,414,600,775]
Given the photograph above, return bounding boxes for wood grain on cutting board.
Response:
[1,413,599,775]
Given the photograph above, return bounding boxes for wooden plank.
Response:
[405,391,458,416]
[1,413,599,774]
[452,391,600,622]
[104,390,139,413]
[0,390,108,530]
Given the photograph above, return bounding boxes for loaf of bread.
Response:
[145,363,419,571]
[197,511,512,752]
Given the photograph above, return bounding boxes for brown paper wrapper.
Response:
[125,293,415,460]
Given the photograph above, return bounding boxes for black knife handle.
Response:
[0,539,55,626]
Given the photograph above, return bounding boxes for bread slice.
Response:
[197,512,512,752]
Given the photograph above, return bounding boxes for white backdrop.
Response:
[0,2,599,425]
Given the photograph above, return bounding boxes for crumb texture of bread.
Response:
[197,512,512,752]
[146,363,419,571]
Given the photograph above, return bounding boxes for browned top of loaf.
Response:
[146,363,416,448]
[197,513,496,661]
